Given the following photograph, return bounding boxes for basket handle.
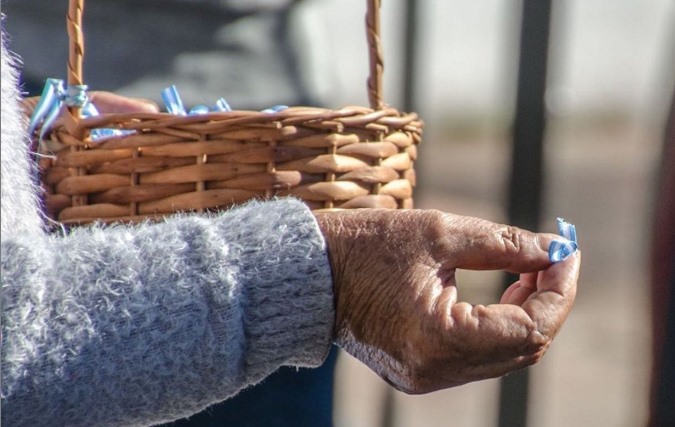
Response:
[365,0,385,110]
[66,0,386,118]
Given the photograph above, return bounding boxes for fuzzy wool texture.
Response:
[0,20,44,237]
[1,24,334,427]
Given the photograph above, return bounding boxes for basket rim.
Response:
[39,105,422,149]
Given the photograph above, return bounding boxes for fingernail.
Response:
[137,99,160,113]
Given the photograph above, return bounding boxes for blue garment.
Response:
[163,347,338,427]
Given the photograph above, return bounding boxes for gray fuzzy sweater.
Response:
[0,26,334,427]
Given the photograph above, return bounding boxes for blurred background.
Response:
[295,1,674,426]
[4,0,674,426]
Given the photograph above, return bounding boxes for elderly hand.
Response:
[316,209,579,394]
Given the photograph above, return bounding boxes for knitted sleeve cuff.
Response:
[209,198,335,376]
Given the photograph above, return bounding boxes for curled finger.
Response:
[89,91,159,114]
[522,250,580,339]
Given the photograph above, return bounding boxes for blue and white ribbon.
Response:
[548,217,579,262]
[260,104,288,113]
[162,86,232,115]
[28,78,131,148]
[215,98,232,112]
[28,78,86,147]
[161,85,287,115]
[161,85,187,115]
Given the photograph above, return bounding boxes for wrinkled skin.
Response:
[25,92,580,394]
[315,209,579,394]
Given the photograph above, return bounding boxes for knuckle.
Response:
[424,210,447,235]
[525,329,552,360]
[500,225,524,255]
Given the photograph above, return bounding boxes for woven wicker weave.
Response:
[35,0,423,225]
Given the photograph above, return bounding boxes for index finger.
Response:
[439,214,559,273]
[89,91,159,114]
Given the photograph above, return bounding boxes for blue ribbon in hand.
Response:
[548,218,578,262]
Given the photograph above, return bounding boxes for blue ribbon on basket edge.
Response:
[28,78,131,152]
[161,84,287,115]
[162,84,236,115]
[549,218,578,262]
[29,81,291,152]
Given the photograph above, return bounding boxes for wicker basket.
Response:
[34,0,423,226]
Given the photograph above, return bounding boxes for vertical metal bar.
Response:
[498,1,553,427]
[402,0,419,113]
[650,92,675,427]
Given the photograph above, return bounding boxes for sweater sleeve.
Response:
[1,22,334,427]
[1,200,335,427]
